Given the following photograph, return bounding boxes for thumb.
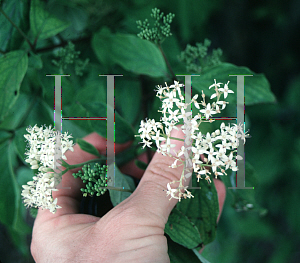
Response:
[131,126,191,225]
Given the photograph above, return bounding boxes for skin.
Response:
[31,129,226,263]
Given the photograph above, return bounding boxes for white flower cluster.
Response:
[22,171,60,214]
[24,124,74,172]
[136,80,250,201]
[165,181,194,201]
[21,124,74,214]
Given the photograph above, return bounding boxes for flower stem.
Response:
[57,158,106,176]
[161,134,184,142]
[169,136,184,142]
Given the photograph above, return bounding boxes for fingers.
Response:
[214,179,226,222]
[129,127,189,225]
[37,132,132,219]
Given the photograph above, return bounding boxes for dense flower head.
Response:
[136,80,250,201]
[21,171,61,214]
[24,124,74,172]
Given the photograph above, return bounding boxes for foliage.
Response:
[1,0,297,262]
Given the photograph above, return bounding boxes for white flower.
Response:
[191,94,200,109]
[209,79,222,90]
[165,182,194,201]
[141,138,152,149]
[204,147,217,162]
[155,85,165,95]
[160,137,176,155]
[165,182,179,200]
[162,89,180,109]
[216,100,229,110]
[215,129,231,142]
[178,107,192,123]
[218,81,234,99]
[200,103,216,119]
[203,132,213,149]
[167,108,179,122]
[191,144,205,161]
[151,130,166,149]
[237,129,251,145]
[138,120,153,140]
[170,158,180,168]
[210,92,219,99]
[210,158,223,172]
[224,152,237,170]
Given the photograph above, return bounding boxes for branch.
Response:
[0,8,35,51]
[158,44,177,82]
[35,36,91,53]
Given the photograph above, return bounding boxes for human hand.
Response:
[31,128,226,262]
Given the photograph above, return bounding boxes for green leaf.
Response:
[92,27,168,77]
[81,102,135,144]
[115,79,142,125]
[165,208,202,249]
[220,162,267,215]
[192,63,276,105]
[0,0,16,50]
[1,149,33,259]
[13,126,28,162]
[0,50,28,122]
[7,226,31,258]
[30,0,70,40]
[0,93,32,130]
[175,173,219,246]
[28,52,43,69]
[166,234,204,263]
[192,248,212,263]
[15,166,34,188]
[0,140,18,226]
[284,75,300,109]
[76,138,103,158]
[108,166,136,207]
[0,130,12,145]
[48,3,88,39]
[0,93,53,147]
[0,0,29,51]
[76,64,107,106]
